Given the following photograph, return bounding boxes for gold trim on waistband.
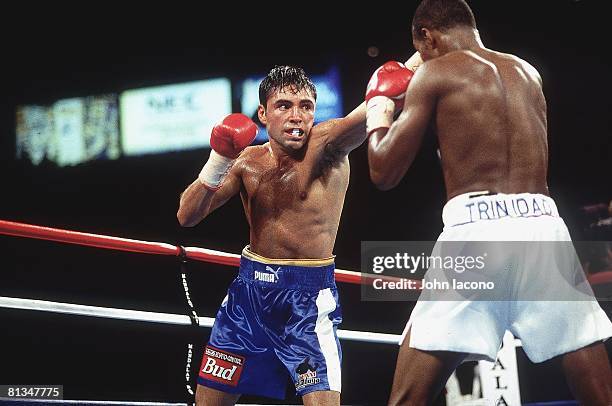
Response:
[242,246,335,267]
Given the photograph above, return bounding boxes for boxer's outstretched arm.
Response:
[316,54,422,158]
[320,101,367,157]
[368,63,438,190]
[177,162,242,227]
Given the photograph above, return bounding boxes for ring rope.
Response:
[0,219,522,346]
[0,296,402,345]
[0,219,406,286]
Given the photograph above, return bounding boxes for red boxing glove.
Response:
[210,113,258,159]
[199,113,258,190]
[366,61,414,105]
[365,61,414,135]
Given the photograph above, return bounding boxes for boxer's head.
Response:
[411,0,478,61]
[258,66,317,153]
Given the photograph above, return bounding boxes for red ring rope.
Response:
[0,219,414,287]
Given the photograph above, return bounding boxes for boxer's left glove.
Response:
[365,61,414,136]
[198,113,257,190]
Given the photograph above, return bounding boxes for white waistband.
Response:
[442,191,559,227]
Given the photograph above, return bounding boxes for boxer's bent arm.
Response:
[322,101,367,157]
[177,163,241,227]
[368,64,437,190]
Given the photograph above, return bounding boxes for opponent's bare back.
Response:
[369,27,550,201]
[432,48,549,199]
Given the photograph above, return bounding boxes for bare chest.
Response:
[247,163,316,211]
[241,158,347,215]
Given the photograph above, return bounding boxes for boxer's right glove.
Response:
[198,113,258,190]
[365,61,414,136]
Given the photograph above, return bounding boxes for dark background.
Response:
[0,1,610,404]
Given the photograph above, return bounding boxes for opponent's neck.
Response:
[439,27,484,53]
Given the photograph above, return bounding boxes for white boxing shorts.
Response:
[402,191,612,363]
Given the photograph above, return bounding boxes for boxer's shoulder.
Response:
[230,144,273,179]
[237,143,272,165]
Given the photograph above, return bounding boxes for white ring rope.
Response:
[0,296,401,345]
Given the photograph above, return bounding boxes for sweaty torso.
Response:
[433,49,549,200]
[235,128,349,259]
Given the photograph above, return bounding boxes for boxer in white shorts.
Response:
[406,191,611,363]
[365,0,612,404]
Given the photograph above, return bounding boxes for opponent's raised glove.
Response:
[365,61,414,136]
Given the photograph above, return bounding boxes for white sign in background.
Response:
[479,331,521,406]
[53,98,86,167]
[120,78,232,156]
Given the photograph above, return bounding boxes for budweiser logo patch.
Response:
[199,346,245,387]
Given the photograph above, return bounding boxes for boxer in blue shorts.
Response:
[366,0,612,404]
[199,247,341,400]
[177,62,418,405]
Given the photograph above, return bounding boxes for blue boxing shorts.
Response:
[197,246,342,400]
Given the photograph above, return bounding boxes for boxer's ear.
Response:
[257,104,267,125]
[421,28,436,50]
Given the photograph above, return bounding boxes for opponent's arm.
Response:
[368,61,437,190]
[177,114,257,227]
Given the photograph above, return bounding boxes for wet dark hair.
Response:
[412,0,476,39]
[258,65,317,107]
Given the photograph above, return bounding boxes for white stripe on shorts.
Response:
[314,288,341,392]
